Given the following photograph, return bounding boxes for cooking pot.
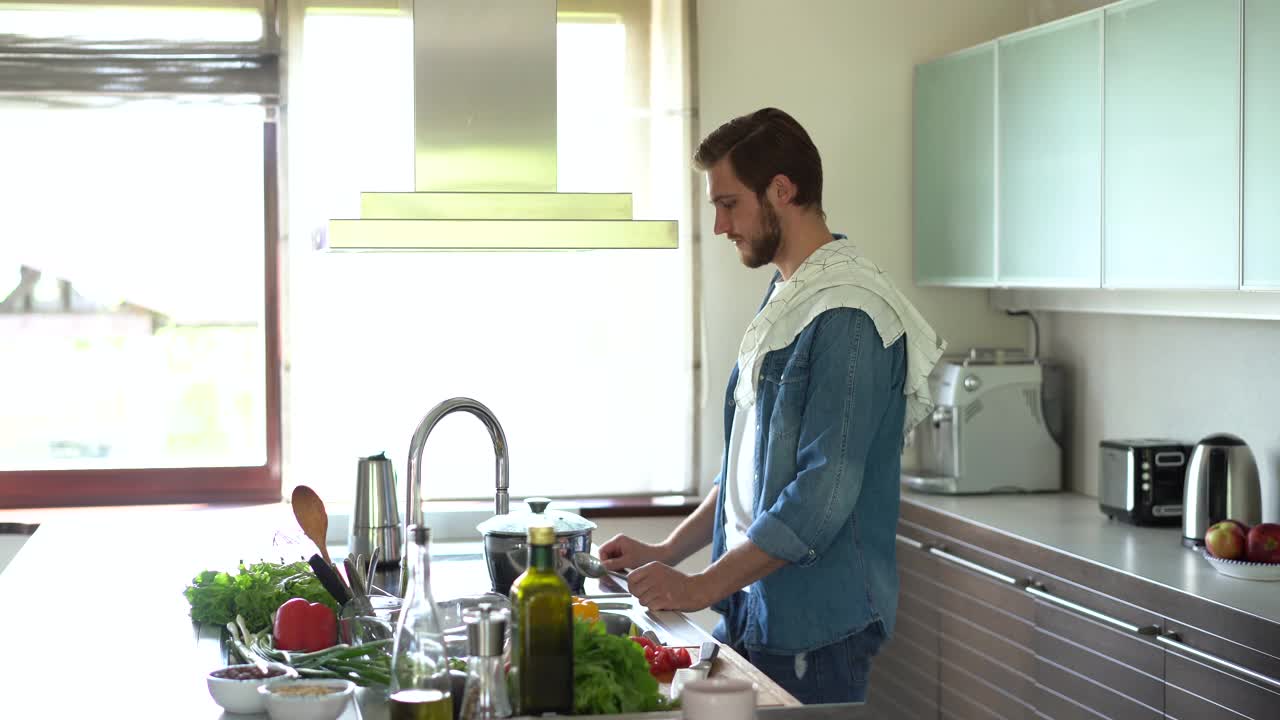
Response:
[476,497,596,595]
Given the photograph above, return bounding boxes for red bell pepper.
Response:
[273,597,337,652]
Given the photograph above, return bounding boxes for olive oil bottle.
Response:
[509,524,573,715]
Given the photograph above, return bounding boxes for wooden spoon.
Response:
[291,485,333,566]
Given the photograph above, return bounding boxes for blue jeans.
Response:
[713,590,882,705]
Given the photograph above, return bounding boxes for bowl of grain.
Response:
[257,678,355,720]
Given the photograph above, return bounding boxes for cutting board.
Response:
[656,643,800,707]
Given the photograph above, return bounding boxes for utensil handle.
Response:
[309,554,351,606]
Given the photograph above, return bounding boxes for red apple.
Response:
[1246,523,1280,564]
[1225,519,1252,535]
[1205,521,1247,560]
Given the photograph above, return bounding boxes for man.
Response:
[599,107,945,704]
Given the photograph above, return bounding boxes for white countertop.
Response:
[0,503,720,719]
[902,489,1280,624]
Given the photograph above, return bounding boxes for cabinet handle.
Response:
[895,533,924,550]
[1025,583,1148,635]
[1158,632,1280,692]
[926,545,1018,586]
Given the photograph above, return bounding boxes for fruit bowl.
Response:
[1201,550,1280,581]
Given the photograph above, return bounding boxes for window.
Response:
[0,1,282,507]
[285,1,695,504]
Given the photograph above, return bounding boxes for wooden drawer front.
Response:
[1164,684,1248,720]
[1165,649,1280,720]
[881,626,940,688]
[869,652,939,720]
[939,670,1033,720]
[935,579,1035,650]
[1034,682,1109,720]
[940,608,1034,677]
[1034,654,1160,720]
[931,548,1036,620]
[1035,599,1162,679]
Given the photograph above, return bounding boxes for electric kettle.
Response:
[1182,433,1262,548]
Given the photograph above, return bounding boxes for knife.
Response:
[309,553,352,607]
[669,640,719,700]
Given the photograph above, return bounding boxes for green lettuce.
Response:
[184,560,337,632]
[572,618,670,715]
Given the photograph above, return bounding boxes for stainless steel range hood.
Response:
[322,0,677,251]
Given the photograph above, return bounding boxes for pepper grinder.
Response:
[460,603,513,719]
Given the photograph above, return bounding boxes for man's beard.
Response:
[739,199,782,269]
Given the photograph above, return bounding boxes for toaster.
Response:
[1099,439,1189,526]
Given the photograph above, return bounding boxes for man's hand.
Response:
[627,562,715,612]
[598,534,670,572]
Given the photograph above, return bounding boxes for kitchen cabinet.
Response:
[1244,0,1280,289]
[865,537,940,719]
[1030,590,1164,720]
[997,13,1102,288]
[893,495,1280,720]
[1102,0,1241,289]
[913,44,996,287]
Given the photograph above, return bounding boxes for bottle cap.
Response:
[407,524,430,546]
[465,603,508,657]
[526,524,556,546]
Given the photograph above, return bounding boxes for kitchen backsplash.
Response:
[1042,310,1280,522]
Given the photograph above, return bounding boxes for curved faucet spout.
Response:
[403,397,510,573]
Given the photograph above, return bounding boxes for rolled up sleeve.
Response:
[746,308,889,567]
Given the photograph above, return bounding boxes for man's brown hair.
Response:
[694,107,824,216]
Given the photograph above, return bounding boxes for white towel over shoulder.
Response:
[734,237,947,439]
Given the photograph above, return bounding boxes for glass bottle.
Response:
[390,525,454,720]
[509,523,573,715]
[459,603,513,719]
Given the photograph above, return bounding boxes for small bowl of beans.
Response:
[257,678,356,720]
[206,663,290,713]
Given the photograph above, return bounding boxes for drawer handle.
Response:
[1158,632,1280,692]
[1025,583,1147,635]
[926,545,1018,586]
[895,533,924,550]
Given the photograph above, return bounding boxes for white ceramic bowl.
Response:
[206,664,291,714]
[257,678,355,720]
[1203,550,1280,581]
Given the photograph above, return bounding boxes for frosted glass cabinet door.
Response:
[998,13,1103,287]
[1244,0,1280,289]
[914,45,996,286]
[1104,0,1241,289]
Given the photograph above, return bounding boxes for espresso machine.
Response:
[902,348,1064,495]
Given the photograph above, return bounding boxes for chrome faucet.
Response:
[401,397,510,590]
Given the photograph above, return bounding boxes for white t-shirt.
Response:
[723,281,787,553]
[722,401,757,553]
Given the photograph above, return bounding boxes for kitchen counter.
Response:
[0,503,823,719]
[901,489,1280,625]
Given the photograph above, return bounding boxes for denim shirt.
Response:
[711,278,908,654]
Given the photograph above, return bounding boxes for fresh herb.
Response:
[572,618,670,715]
[184,560,337,632]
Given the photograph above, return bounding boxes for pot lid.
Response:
[476,497,597,537]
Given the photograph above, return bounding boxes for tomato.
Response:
[631,635,655,650]
[672,647,692,668]
[644,644,660,664]
[652,646,677,674]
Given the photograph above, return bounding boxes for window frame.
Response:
[0,119,284,509]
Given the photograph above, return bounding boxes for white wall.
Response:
[692,0,1047,486]
[1043,312,1280,522]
